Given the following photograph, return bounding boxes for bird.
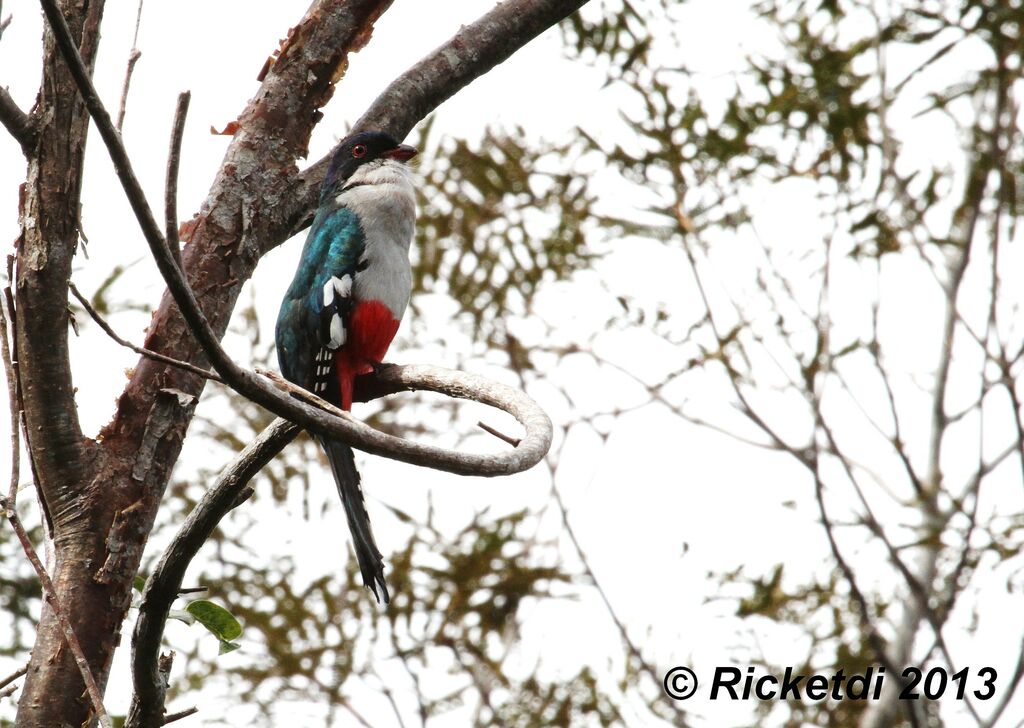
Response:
[275,130,418,604]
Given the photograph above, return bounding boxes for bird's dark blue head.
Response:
[321,131,417,202]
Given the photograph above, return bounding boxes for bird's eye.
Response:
[352,144,367,158]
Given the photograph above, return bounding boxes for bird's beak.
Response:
[382,144,418,162]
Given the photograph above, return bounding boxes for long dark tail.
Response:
[321,438,389,604]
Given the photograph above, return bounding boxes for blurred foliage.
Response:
[410,119,599,346]
[561,0,1024,727]
[161,498,583,726]
[133,299,605,727]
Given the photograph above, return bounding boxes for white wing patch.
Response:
[329,316,345,348]
[321,274,353,350]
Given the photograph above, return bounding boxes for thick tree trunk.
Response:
[16,2,393,726]
[10,1,585,724]
[14,2,113,726]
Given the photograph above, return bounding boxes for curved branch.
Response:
[125,418,299,728]
[128,358,550,724]
[41,0,553,478]
[262,364,552,476]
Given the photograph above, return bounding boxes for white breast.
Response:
[335,160,416,319]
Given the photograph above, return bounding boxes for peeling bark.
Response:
[17,2,394,726]
[9,1,585,724]
[14,2,114,725]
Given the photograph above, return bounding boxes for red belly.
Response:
[334,299,400,410]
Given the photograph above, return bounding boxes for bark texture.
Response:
[8,0,585,724]
[16,2,393,725]
[15,2,110,725]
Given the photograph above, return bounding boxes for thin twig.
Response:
[673,202,911,719]
[68,281,222,383]
[165,91,189,271]
[552,480,691,726]
[0,663,27,692]
[476,421,520,447]
[163,706,198,725]
[115,0,144,131]
[0,277,19,505]
[2,508,112,728]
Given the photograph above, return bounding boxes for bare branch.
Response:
[68,281,221,383]
[0,86,35,153]
[1,507,112,728]
[257,365,551,475]
[41,0,553,477]
[552,479,693,727]
[288,0,591,235]
[0,664,27,693]
[477,421,520,447]
[0,273,19,505]
[163,707,198,725]
[811,469,906,694]
[126,418,299,728]
[164,91,189,271]
[115,0,144,131]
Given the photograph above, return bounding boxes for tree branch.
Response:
[0,664,27,693]
[164,91,188,271]
[68,281,221,383]
[114,0,143,131]
[163,706,198,725]
[257,364,550,474]
[287,0,590,237]
[0,272,19,506]
[1,508,113,727]
[0,86,35,153]
[3,266,111,725]
[126,418,299,728]
[41,0,553,477]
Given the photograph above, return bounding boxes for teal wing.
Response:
[275,206,365,390]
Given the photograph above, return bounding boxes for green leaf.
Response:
[218,640,241,655]
[133,575,146,593]
[186,599,242,642]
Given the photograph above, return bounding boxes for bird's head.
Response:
[322,131,417,201]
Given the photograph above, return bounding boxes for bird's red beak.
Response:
[382,144,418,162]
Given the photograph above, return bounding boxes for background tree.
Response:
[3,0,1024,727]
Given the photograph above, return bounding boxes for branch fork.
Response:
[27,1,585,726]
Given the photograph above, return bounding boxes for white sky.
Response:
[1,1,1023,727]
